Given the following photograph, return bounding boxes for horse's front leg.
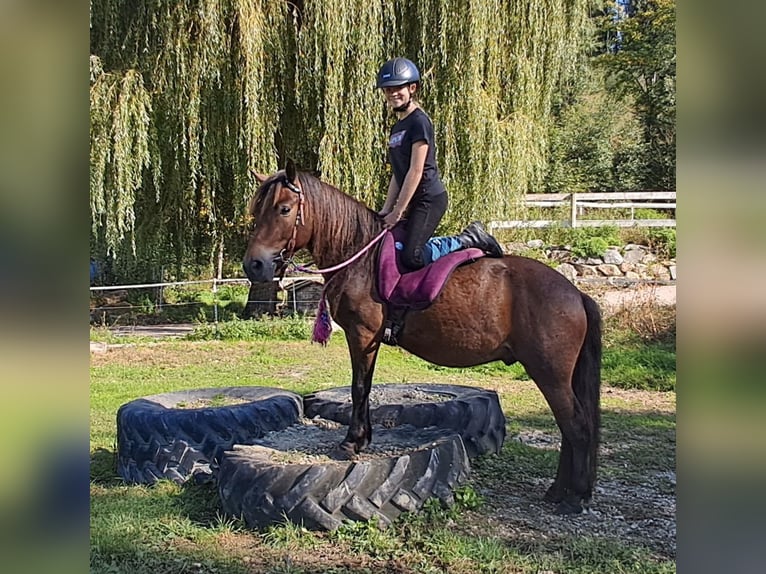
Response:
[337,329,381,459]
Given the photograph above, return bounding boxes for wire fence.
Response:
[89,275,326,326]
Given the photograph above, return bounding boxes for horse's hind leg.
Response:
[543,435,572,504]
[541,385,594,514]
[525,360,593,513]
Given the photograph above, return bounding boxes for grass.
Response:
[90,306,675,573]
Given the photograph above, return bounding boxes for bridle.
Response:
[276,176,305,268]
[257,174,387,278]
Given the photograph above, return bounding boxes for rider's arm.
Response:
[387,140,427,222]
[379,174,400,216]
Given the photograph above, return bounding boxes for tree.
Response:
[90,0,593,281]
[598,0,676,189]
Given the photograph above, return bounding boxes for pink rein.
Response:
[290,228,388,345]
[292,229,388,274]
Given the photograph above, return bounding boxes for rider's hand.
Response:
[382,210,401,229]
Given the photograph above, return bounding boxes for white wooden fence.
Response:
[488,191,676,232]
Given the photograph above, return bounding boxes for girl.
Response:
[376,57,503,270]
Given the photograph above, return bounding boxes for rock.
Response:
[556,263,577,282]
[622,248,646,265]
[641,252,658,264]
[597,264,623,277]
[549,249,572,262]
[648,263,671,280]
[619,262,635,273]
[573,264,598,277]
[526,239,544,249]
[603,249,624,265]
[669,265,677,280]
[504,242,529,254]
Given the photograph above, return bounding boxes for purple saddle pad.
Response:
[377,226,484,310]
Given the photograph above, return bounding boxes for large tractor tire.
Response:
[116,386,302,485]
[218,425,470,530]
[303,383,506,458]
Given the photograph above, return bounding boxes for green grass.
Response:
[91,316,675,573]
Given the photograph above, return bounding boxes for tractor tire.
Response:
[116,386,303,485]
[218,426,470,530]
[303,383,506,458]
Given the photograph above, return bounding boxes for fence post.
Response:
[570,193,577,228]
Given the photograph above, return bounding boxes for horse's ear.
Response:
[285,157,297,183]
[249,169,268,184]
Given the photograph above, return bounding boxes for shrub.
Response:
[187,315,314,341]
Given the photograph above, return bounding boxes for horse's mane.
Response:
[249,170,383,266]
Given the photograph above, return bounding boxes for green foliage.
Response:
[646,227,676,259]
[597,0,676,190]
[187,315,313,341]
[90,0,595,280]
[564,226,621,258]
[545,75,646,194]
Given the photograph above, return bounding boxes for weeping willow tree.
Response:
[90,0,292,280]
[90,0,591,281]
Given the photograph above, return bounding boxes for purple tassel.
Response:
[312,296,333,345]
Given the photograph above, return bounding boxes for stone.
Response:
[549,249,572,262]
[641,252,658,264]
[622,249,645,265]
[603,249,624,265]
[669,265,677,280]
[556,263,577,282]
[648,263,671,280]
[619,262,635,273]
[504,242,528,254]
[597,264,623,277]
[526,239,544,249]
[573,264,598,277]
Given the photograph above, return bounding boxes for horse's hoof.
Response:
[331,442,358,461]
[554,499,584,515]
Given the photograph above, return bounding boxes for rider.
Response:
[376,57,504,270]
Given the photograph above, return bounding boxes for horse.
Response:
[242,159,602,514]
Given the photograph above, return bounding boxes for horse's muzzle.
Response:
[243,256,276,283]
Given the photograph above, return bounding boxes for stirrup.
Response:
[381,308,407,346]
[382,320,402,346]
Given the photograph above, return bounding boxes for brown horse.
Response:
[243,159,601,514]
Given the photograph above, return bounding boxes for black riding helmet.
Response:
[376,57,420,88]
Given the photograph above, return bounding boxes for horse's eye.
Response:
[279,205,291,216]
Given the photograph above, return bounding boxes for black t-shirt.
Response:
[387,108,446,200]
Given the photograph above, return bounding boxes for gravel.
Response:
[241,418,459,464]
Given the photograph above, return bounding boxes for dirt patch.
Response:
[240,418,457,464]
[175,394,253,409]
[475,443,676,559]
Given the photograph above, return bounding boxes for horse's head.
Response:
[243,159,308,283]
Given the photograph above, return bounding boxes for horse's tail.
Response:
[573,293,602,491]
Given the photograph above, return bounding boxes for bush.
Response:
[646,227,676,259]
[563,226,621,258]
[187,315,314,341]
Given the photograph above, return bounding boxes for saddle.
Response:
[376,226,484,344]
